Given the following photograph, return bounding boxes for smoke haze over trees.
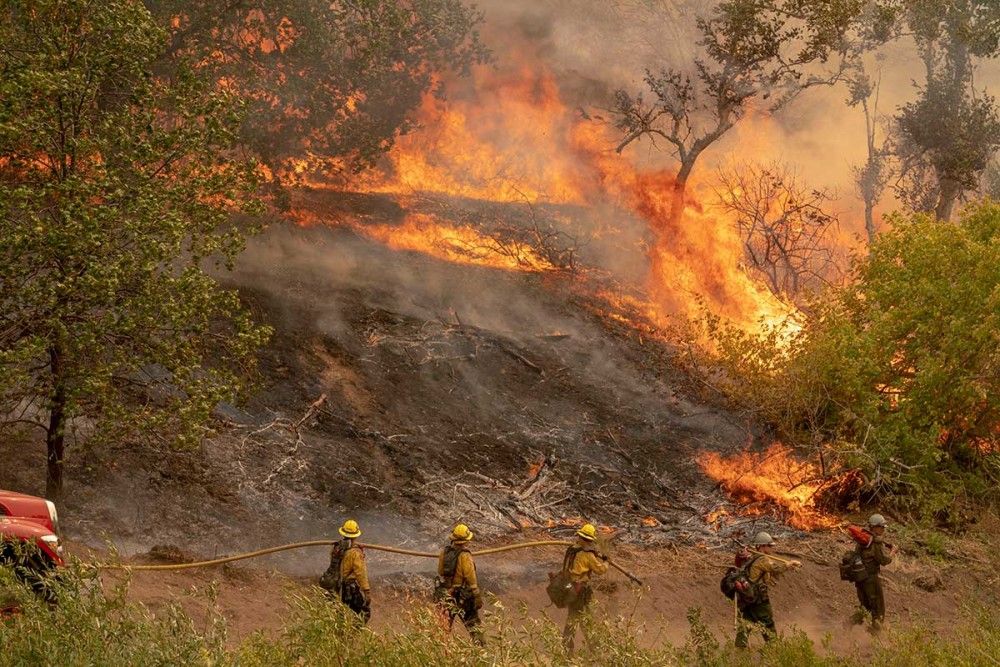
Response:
[144,0,488,197]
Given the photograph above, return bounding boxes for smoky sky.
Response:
[474,0,1000,234]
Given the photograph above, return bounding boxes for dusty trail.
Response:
[84,527,999,656]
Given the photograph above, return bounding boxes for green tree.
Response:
[883,0,1000,221]
[144,0,488,190]
[703,201,1000,516]
[612,0,863,229]
[0,0,270,499]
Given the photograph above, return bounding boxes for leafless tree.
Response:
[715,162,839,299]
[847,64,894,245]
[612,1,861,228]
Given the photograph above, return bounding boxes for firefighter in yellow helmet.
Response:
[435,523,484,644]
[561,523,609,654]
[319,519,371,623]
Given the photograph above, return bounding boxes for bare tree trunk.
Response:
[669,160,695,228]
[864,198,876,244]
[46,345,67,501]
[935,178,961,222]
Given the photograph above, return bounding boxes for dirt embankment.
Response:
[88,520,1000,656]
[3,190,774,559]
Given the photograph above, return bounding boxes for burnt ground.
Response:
[6,187,999,659]
[5,188,778,564]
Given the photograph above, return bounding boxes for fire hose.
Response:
[97,539,644,585]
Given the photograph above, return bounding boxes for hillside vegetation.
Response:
[2,565,999,666]
[698,202,1000,520]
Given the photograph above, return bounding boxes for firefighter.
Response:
[561,523,609,654]
[327,519,371,624]
[436,523,484,644]
[735,531,802,648]
[852,513,894,632]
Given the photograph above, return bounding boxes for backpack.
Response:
[839,548,869,583]
[319,539,350,593]
[435,544,468,602]
[719,555,766,605]
[546,546,582,609]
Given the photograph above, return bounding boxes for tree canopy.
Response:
[612,0,863,227]
[0,0,271,497]
[704,201,1000,517]
[145,0,488,183]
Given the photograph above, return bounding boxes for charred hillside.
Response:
[0,188,779,557]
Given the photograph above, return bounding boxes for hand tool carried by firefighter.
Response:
[844,524,895,551]
[95,539,644,585]
[728,538,805,567]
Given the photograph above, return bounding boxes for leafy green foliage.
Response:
[145,0,489,177]
[0,0,271,495]
[877,0,1000,219]
[697,202,1000,517]
[2,565,1000,666]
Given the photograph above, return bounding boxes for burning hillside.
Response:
[288,55,798,338]
[271,38,829,538]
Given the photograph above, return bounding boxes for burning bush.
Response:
[698,444,850,531]
[695,202,1000,519]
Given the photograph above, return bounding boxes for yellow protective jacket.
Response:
[748,554,792,591]
[568,545,609,584]
[438,545,480,597]
[339,544,370,592]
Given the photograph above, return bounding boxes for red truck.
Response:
[1,490,64,613]
[0,490,63,565]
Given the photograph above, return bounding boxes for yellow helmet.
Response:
[576,523,598,541]
[451,523,473,542]
[339,519,362,539]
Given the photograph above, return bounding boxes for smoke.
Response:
[475,0,1000,241]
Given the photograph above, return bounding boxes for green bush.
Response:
[696,201,1000,518]
[3,565,1000,666]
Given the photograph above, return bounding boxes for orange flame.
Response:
[698,443,839,531]
[361,213,554,272]
[293,46,803,338]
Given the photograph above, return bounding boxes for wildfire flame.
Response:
[361,213,555,272]
[288,51,801,338]
[698,443,840,531]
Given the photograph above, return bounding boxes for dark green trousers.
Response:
[443,589,484,645]
[562,585,593,654]
[736,600,776,648]
[855,576,885,627]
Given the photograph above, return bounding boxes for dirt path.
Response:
[80,528,998,655]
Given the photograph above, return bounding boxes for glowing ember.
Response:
[698,443,840,531]
[361,213,554,272]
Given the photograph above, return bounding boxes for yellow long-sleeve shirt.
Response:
[568,547,608,584]
[748,554,792,589]
[438,546,479,595]
[339,545,370,592]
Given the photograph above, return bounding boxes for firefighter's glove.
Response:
[790,560,803,569]
[474,595,484,610]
